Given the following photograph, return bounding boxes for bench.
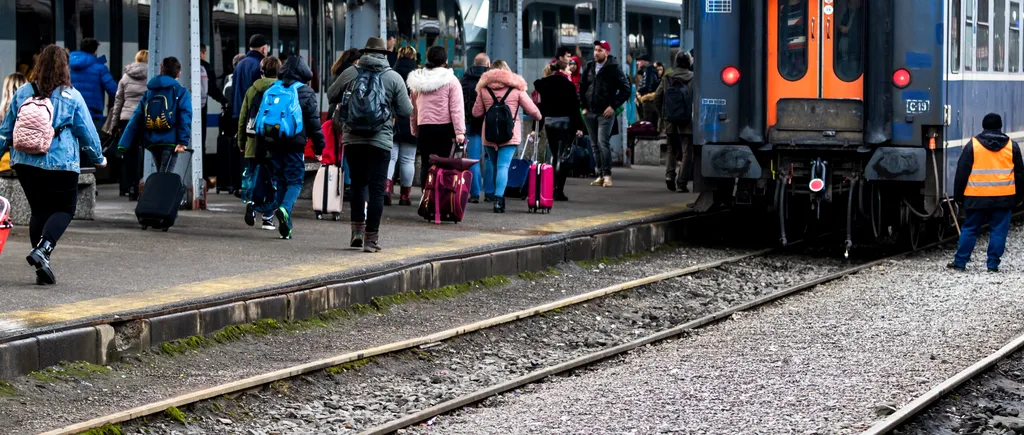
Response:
[0,168,97,225]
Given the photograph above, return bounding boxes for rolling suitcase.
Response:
[313,120,344,221]
[505,139,533,199]
[527,161,554,213]
[418,142,477,224]
[136,150,191,231]
[0,196,11,256]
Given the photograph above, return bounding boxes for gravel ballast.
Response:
[414,228,1024,435]
[122,248,851,434]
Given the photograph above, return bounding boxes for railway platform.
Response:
[0,165,696,379]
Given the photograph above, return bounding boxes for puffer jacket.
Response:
[273,56,325,155]
[472,69,543,148]
[579,55,630,114]
[110,62,148,125]
[69,51,118,119]
[236,77,276,158]
[118,74,193,151]
[0,84,104,173]
[534,72,583,133]
[328,53,413,152]
[652,67,694,135]
[954,129,1024,209]
[407,67,465,137]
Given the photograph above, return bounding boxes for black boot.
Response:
[26,240,56,285]
[351,223,366,248]
[493,196,505,213]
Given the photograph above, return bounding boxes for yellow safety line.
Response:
[0,203,691,329]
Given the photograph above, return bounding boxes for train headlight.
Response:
[892,68,911,88]
[721,66,740,86]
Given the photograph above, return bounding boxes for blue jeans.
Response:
[584,112,614,176]
[343,155,351,185]
[269,150,305,219]
[465,134,483,197]
[953,207,1013,270]
[484,146,517,198]
[243,158,276,217]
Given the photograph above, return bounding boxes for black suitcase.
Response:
[135,151,190,231]
[216,111,242,194]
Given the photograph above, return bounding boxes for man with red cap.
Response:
[580,40,630,187]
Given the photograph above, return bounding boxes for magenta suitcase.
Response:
[527,162,554,213]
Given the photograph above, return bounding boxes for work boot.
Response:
[384,180,393,206]
[351,223,366,248]
[591,176,605,187]
[399,187,412,206]
[493,196,505,213]
[26,240,56,285]
[363,231,382,253]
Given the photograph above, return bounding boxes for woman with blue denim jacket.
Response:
[0,45,107,285]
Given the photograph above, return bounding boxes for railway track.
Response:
[43,234,932,435]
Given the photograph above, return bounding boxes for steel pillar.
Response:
[486,0,522,74]
[146,0,206,210]
[598,0,626,164]
[345,0,385,50]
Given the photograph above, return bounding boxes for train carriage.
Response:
[690,0,1019,252]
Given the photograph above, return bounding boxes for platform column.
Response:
[598,0,627,165]
[345,0,386,50]
[146,0,206,210]
[486,0,522,74]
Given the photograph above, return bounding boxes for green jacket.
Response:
[237,77,276,158]
[652,68,694,136]
[327,53,413,152]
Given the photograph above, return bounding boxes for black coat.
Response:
[954,129,1024,209]
[393,57,418,144]
[460,65,488,135]
[275,56,326,155]
[534,74,584,133]
[579,55,631,114]
[637,64,660,96]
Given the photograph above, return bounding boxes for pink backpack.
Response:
[12,84,58,155]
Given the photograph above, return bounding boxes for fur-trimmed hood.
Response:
[406,67,458,93]
[476,69,527,92]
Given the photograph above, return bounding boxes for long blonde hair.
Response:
[1,73,27,121]
[491,60,511,71]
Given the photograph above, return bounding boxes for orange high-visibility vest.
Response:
[965,138,1016,197]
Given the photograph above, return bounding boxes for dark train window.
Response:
[996,0,1006,72]
[966,0,975,71]
[951,0,961,73]
[246,0,273,54]
[833,0,863,81]
[543,10,556,58]
[278,3,299,61]
[978,0,990,71]
[522,8,530,49]
[1012,1,1020,73]
[213,0,240,81]
[16,0,55,76]
[578,7,593,33]
[777,0,809,81]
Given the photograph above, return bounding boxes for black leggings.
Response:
[417,123,456,188]
[544,125,573,195]
[347,145,391,233]
[13,164,79,247]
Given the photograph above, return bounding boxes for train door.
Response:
[767,0,865,134]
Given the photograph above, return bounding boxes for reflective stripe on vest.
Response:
[965,138,1016,197]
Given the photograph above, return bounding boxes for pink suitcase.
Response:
[527,162,554,213]
[0,196,11,256]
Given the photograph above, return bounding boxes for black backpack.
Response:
[341,66,393,136]
[484,88,516,144]
[662,77,693,123]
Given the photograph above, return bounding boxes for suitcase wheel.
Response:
[332,213,341,221]
[315,212,323,220]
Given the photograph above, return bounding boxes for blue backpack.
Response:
[253,80,304,141]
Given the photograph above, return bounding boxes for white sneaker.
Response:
[590,176,605,187]
[261,217,275,230]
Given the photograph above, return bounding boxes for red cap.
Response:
[595,40,611,52]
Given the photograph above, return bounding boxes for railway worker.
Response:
[460,52,491,203]
[328,37,413,252]
[580,40,631,187]
[653,51,694,193]
[232,34,269,120]
[948,113,1024,272]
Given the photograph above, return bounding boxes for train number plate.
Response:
[906,99,931,114]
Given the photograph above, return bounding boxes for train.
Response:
[690,0,1007,253]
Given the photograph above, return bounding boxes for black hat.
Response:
[361,37,390,55]
[249,34,268,49]
[637,54,651,62]
[983,113,1003,130]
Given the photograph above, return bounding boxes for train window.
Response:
[522,8,530,50]
[1012,1,1021,72]
[978,0,990,71]
[16,0,55,76]
[777,0,809,81]
[543,10,557,58]
[996,0,1006,72]
[833,0,863,81]
[213,0,241,81]
[246,0,273,54]
[951,0,961,73]
[278,3,298,61]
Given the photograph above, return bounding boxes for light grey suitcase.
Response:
[313,164,343,221]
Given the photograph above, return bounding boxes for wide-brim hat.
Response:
[361,37,391,55]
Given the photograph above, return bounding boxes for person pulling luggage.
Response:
[118,57,193,173]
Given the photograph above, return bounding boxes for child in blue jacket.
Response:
[118,57,192,172]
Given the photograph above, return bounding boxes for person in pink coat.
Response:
[472,60,543,213]
[406,46,466,188]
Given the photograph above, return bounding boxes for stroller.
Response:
[0,196,11,256]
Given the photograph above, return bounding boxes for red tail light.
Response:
[721,66,740,86]
[893,68,911,88]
